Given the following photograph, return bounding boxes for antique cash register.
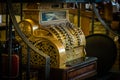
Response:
[17,9,97,80]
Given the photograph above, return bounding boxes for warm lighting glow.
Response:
[33,25,38,31]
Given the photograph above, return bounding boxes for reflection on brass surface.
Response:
[18,19,39,37]
[17,19,86,68]
[34,37,66,68]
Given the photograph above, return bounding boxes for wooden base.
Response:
[38,57,97,80]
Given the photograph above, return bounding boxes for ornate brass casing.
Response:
[17,11,86,68]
